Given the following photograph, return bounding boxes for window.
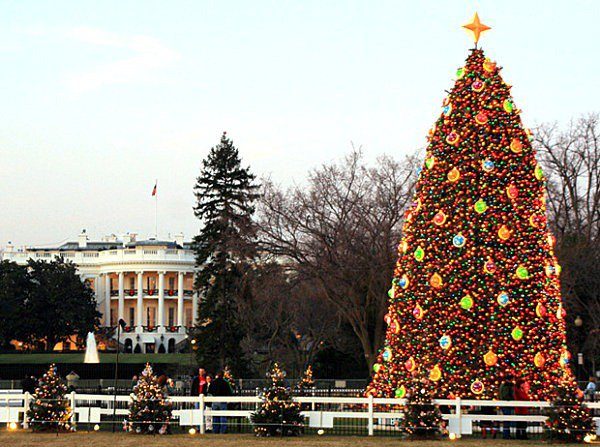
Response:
[146,307,156,326]
[168,277,175,290]
[168,307,175,326]
[110,278,114,292]
[129,277,135,290]
[185,309,192,327]
[110,308,116,326]
[129,307,135,327]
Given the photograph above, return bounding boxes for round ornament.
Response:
[556,304,566,319]
[506,184,519,199]
[516,265,529,280]
[395,385,407,399]
[560,349,570,367]
[498,225,511,241]
[534,352,545,368]
[388,286,395,298]
[535,164,544,180]
[484,258,496,274]
[425,156,435,170]
[447,167,461,182]
[372,363,381,373]
[446,131,460,146]
[482,159,494,172]
[382,347,392,362]
[443,104,453,116]
[429,364,442,382]
[503,99,514,113]
[414,246,425,262]
[510,139,523,154]
[439,335,452,350]
[483,58,496,72]
[399,275,409,289]
[390,320,400,334]
[405,356,416,372]
[483,350,498,366]
[460,294,474,310]
[511,326,524,341]
[384,313,392,325]
[399,240,408,253]
[472,79,485,92]
[430,273,443,289]
[452,233,466,248]
[471,379,485,395]
[456,67,466,79]
[497,292,510,307]
[535,302,547,318]
[413,303,424,320]
[474,199,488,214]
[433,210,447,226]
[475,111,488,125]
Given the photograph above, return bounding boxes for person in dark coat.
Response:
[208,371,233,434]
[498,374,515,439]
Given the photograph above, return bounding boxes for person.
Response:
[585,377,597,402]
[21,375,37,394]
[498,374,515,439]
[514,379,530,440]
[479,403,497,439]
[190,368,208,396]
[130,375,138,390]
[208,371,233,434]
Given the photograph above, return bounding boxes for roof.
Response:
[27,239,189,252]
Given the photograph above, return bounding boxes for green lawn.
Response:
[0,353,193,364]
[0,432,550,447]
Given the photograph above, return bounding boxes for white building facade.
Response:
[1,231,198,353]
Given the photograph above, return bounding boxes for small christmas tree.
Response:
[401,379,444,439]
[251,363,304,436]
[127,364,172,434]
[295,366,315,396]
[545,378,595,443]
[27,364,72,431]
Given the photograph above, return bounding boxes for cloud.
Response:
[30,26,180,94]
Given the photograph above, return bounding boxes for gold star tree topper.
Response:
[462,12,491,45]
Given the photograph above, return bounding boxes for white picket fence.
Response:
[2,391,600,436]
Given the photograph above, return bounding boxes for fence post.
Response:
[454,397,462,436]
[70,391,76,426]
[367,394,374,436]
[23,392,30,429]
[199,395,205,434]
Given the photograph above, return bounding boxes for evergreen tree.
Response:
[251,363,304,436]
[27,364,72,431]
[400,378,444,439]
[192,132,259,376]
[545,378,594,443]
[127,364,172,434]
[295,365,315,396]
[368,46,573,400]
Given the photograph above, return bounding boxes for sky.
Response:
[1,0,599,247]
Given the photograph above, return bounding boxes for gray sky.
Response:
[1,1,599,247]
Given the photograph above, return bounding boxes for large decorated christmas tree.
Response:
[367,14,572,400]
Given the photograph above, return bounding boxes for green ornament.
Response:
[474,199,488,214]
[388,287,395,298]
[395,385,406,398]
[511,326,524,341]
[414,246,425,262]
[373,363,381,373]
[456,67,465,79]
[516,266,529,279]
[535,165,544,180]
[460,295,474,310]
[425,156,435,170]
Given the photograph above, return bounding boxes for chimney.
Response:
[5,242,14,253]
[78,230,88,248]
[174,233,185,247]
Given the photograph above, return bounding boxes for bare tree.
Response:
[257,150,417,371]
[535,113,600,363]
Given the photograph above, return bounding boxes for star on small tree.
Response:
[251,363,304,436]
[27,364,72,431]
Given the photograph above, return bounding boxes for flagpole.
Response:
[155,179,158,239]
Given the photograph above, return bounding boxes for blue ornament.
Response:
[452,233,466,248]
[439,335,451,350]
[482,159,495,172]
[497,292,510,307]
[382,347,392,362]
[398,276,408,288]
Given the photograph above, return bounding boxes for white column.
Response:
[192,291,199,325]
[177,272,184,327]
[118,272,125,323]
[158,272,165,329]
[104,274,111,326]
[136,272,144,330]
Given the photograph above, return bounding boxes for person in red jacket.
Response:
[514,379,530,440]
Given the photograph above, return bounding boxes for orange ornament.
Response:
[429,364,442,382]
[534,352,545,368]
[498,225,511,241]
[447,167,461,182]
[483,349,498,366]
[510,138,523,154]
[430,273,443,289]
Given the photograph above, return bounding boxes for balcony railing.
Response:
[108,289,194,297]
